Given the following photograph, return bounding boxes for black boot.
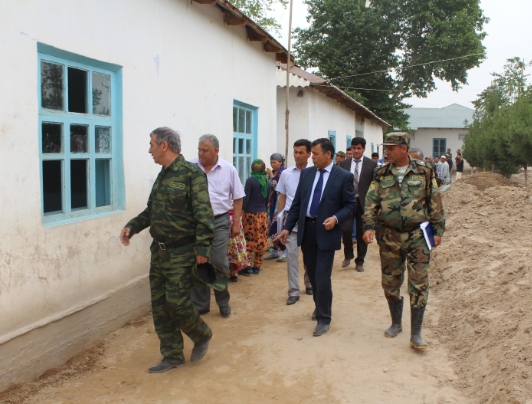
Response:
[410,306,428,350]
[384,297,403,338]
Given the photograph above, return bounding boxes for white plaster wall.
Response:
[0,0,277,384]
[307,89,358,154]
[276,87,310,166]
[363,120,385,158]
[410,128,468,160]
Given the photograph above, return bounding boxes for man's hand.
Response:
[196,256,208,264]
[434,235,442,247]
[363,230,374,244]
[274,229,289,244]
[230,221,240,238]
[323,217,337,231]
[120,227,131,246]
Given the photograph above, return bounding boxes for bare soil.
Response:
[2,171,530,403]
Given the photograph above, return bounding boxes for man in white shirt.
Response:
[190,134,246,318]
[276,139,313,305]
[439,155,451,185]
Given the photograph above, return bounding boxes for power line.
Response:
[328,52,486,81]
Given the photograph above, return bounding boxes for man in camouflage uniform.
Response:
[119,127,215,372]
[362,133,445,350]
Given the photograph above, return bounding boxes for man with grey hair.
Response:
[190,134,245,318]
[408,147,424,160]
[120,127,215,372]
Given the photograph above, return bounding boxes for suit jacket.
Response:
[284,164,356,251]
[340,156,377,210]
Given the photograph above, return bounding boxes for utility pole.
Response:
[285,0,294,161]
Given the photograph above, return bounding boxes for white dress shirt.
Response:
[306,162,334,217]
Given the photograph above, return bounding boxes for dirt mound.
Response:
[460,171,520,191]
[429,174,532,402]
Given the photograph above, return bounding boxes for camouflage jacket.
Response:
[126,155,214,257]
[363,158,445,236]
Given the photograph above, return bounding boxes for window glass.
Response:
[95,126,111,153]
[95,159,111,207]
[41,61,64,110]
[92,72,111,115]
[42,122,63,154]
[68,67,88,113]
[71,160,88,209]
[43,160,62,213]
[70,125,88,153]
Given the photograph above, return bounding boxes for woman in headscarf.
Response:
[265,152,287,261]
[240,159,270,275]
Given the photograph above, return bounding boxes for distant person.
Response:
[276,139,314,305]
[339,137,377,271]
[363,132,445,351]
[439,155,451,185]
[265,153,286,261]
[276,138,356,337]
[335,151,346,165]
[371,152,379,162]
[120,127,215,372]
[455,154,464,179]
[446,149,453,171]
[346,148,353,159]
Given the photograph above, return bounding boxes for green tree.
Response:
[294,0,488,128]
[232,0,287,33]
[464,58,532,183]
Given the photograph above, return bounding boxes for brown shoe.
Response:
[341,259,351,268]
[355,264,365,272]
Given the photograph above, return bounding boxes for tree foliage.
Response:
[463,58,532,184]
[294,0,488,129]
[231,0,287,33]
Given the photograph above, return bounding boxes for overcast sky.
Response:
[269,0,532,109]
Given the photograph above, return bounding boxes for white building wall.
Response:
[0,0,277,388]
[276,87,385,166]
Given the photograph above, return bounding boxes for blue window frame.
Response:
[38,44,123,224]
[371,142,375,153]
[433,138,447,158]
[346,136,352,151]
[328,130,337,151]
[233,101,257,184]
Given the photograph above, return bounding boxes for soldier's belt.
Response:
[153,238,195,251]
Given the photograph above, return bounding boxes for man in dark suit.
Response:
[339,137,377,272]
[277,138,356,336]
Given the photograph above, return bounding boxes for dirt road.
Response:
[3,241,468,404]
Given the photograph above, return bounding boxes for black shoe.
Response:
[197,309,210,315]
[230,275,238,282]
[286,296,300,305]
[252,267,260,274]
[238,267,253,276]
[220,306,231,318]
[306,287,313,295]
[313,323,330,336]
[191,335,212,363]
[311,309,316,321]
[148,359,185,373]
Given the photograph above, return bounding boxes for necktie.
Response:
[309,169,326,217]
[354,160,360,197]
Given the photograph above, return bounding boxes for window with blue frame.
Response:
[346,136,352,150]
[433,138,447,158]
[233,101,257,184]
[328,130,336,151]
[38,44,123,224]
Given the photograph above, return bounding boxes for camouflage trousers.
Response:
[149,243,212,362]
[377,227,430,309]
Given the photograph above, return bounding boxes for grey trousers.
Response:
[192,213,231,312]
[287,230,311,297]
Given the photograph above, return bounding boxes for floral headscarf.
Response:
[251,159,268,198]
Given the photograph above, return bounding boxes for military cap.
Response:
[193,261,228,291]
[336,151,346,158]
[382,132,409,146]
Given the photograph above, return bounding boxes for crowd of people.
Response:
[119,128,446,373]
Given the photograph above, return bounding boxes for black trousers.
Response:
[300,220,335,325]
[341,198,368,265]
